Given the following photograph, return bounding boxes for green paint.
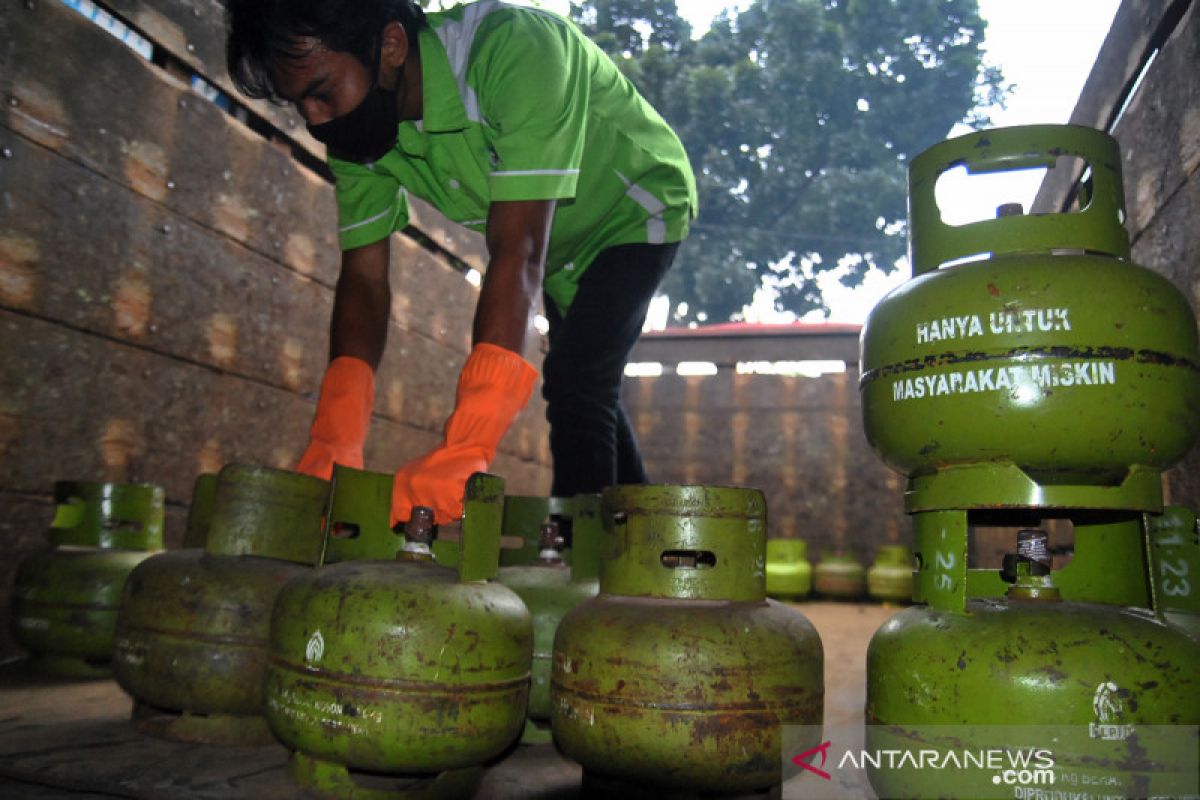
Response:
[204,464,330,563]
[1146,506,1200,641]
[495,493,604,730]
[113,465,329,743]
[552,484,823,794]
[861,125,1200,796]
[181,473,217,549]
[766,538,812,600]
[11,481,163,676]
[814,552,866,599]
[263,472,531,794]
[867,544,913,603]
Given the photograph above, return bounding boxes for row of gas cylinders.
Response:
[12,468,823,797]
[766,540,913,602]
[13,124,1200,796]
[13,471,1200,798]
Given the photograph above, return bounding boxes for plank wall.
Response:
[1033,0,1200,511]
[0,0,551,659]
[622,362,909,561]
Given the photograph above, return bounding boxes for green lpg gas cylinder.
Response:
[495,495,604,743]
[264,473,531,799]
[867,532,1200,798]
[860,125,1200,507]
[765,537,812,600]
[859,125,1200,798]
[866,544,912,603]
[113,464,328,744]
[1147,506,1200,642]
[499,494,573,565]
[813,551,865,599]
[553,485,824,795]
[11,481,164,677]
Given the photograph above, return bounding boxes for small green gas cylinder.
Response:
[866,544,912,603]
[552,485,824,795]
[264,473,531,799]
[495,495,603,743]
[11,481,164,677]
[813,551,865,599]
[860,126,1200,798]
[765,537,812,600]
[499,494,573,565]
[113,464,329,744]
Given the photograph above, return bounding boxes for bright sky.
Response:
[528,0,1124,325]
[786,0,1123,323]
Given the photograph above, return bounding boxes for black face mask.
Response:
[307,79,400,163]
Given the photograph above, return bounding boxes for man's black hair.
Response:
[225,0,427,103]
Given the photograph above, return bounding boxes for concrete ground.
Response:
[0,601,900,798]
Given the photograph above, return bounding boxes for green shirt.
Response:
[329,0,697,313]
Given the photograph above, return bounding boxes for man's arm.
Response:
[474,199,556,355]
[293,238,391,479]
[389,199,551,525]
[331,237,392,368]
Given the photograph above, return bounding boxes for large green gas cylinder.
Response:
[264,472,531,799]
[11,481,164,677]
[860,125,1200,798]
[867,530,1200,797]
[866,544,912,603]
[553,485,824,795]
[765,537,812,600]
[813,551,865,599]
[495,495,604,743]
[113,464,329,744]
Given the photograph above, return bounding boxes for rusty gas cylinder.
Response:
[264,474,531,799]
[814,551,866,599]
[113,464,328,745]
[552,485,824,795]
[495,496,604,743]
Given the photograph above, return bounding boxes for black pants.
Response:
[542,241,679,497]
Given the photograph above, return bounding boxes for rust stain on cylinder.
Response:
[0,234,40,308]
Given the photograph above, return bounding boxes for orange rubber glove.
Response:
[392,343,537,526]
[295,356,375,480]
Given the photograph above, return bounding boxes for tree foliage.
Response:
[571,0,1004,323]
